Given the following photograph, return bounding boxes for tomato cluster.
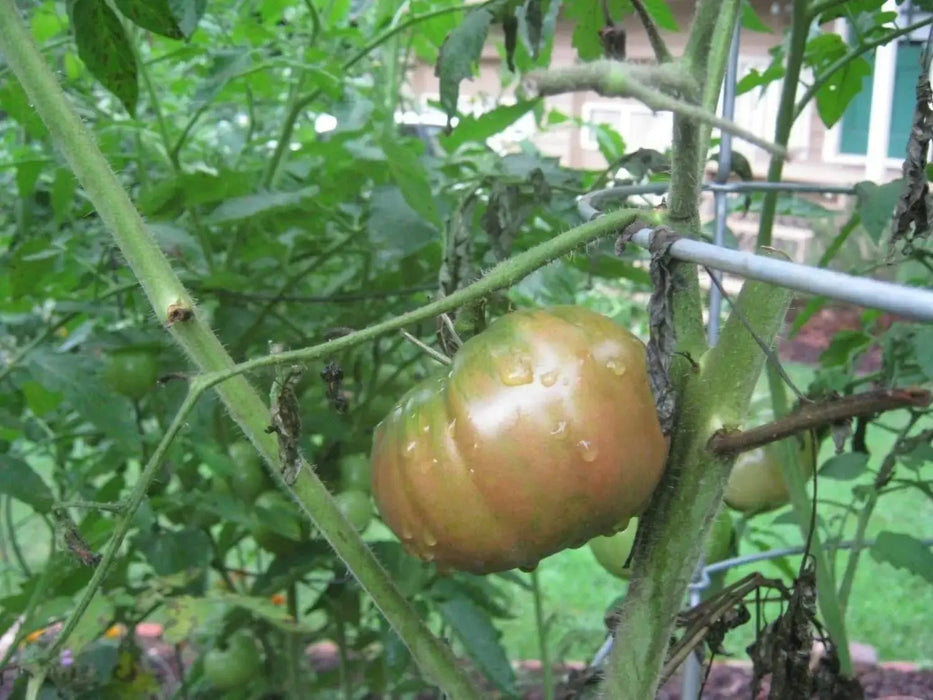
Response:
[370,306,669,574]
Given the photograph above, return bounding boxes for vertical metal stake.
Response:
[681,17,741,700]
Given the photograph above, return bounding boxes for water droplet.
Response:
[550,421,567,437]
[400,525,414,541]
[446,419,457,437]
[499,355,534,386]
[405,441,417,454]
[423,531,437,547]
[540,369,559,387]
[577,440,599,462]
[606,358,627,376]
[422,550,436,562]
[468,467,476,475]
[431,458,439,466]
[422,424,430,433]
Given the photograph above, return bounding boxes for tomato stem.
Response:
[530,570,554,700]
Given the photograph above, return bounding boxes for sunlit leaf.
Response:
[71,0,138,115]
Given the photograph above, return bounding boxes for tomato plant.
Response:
[371,306,668,574]
[201,633,262,691]
[226,440,272,502]
[102,347,159,400]
[589,508,734,579]
[335,489,373,532]
[724,432,816,513]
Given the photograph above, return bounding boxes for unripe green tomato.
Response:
[589,509,734,579]
[251,491,306,555]
[338,453,372,493]
[226,440,271,502]
[202,633,261,691]
[334,490,373,532]
[724,432,816,514]
[103,349,159,400]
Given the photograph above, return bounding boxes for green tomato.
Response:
[371,306,668,575]
[335,490,373,532]
[724,432,817,514]
[103,349,159,400]
[251,491,306,555]
[589,509,734,580]
[226,440,271,502]
[338,453,372,493]
[202,633,261,691]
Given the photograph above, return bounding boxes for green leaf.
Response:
[855,179,903,242]
[443,100,539,152]
[639,0,679,31]
[21,380,63,416]
[818,452,869,480]
[741,1,773,32]
[870,531,933,584]
[135,528,212,576]
[26,349,141,454]
[67,594,115,656]
[522,0,548,56]
[51,168,77,223]
[381,138,441,226]
[0,456,55,513]
[212,591,316,632]
[368,186,438,263]
[0,81,46,139]
[71,0,139,116]
[437,597,516,694]
[15,162,44,198]
[818,329,872,367]
[810,38,871,127]
[205,186,320,224]
[168,0,207,36]
[910,325,933,380]
[113,0,184,39]
[161,595,219,644]
[435,7,495,125]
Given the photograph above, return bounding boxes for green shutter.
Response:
[888,42,924,158]
[839,51,874,156]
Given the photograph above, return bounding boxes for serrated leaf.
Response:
[205,186,319,224]
[71,0,138,115]
[435,7,495,125]
[443,100,539,152]
[368,186,438,263]
[437,597,516,694]
[381,138,440,226]
[0,456,55,513]
[818,452,869,480]
[114,0,184,39]
[870,531,933,584]
[26,349,140,454]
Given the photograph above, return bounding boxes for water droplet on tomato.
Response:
[540,369,559,387]
[577,440,599,462]
[405,441,417,454]
[446,419,457,437]
[422,424,430,433]
[400,525,414,541]
[606,358,627,376]
[550,421,567,437]
[423,531,437,547]
[422,550,436,562]
[499,355,534,386]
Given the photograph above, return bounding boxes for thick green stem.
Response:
[0,7,481,695]
[758,0,809,248]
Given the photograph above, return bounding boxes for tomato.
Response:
[334,490,372,532]
[251,490,307,555]
[724,432,816,513]
[589,509,734,579]
[202,633,261,691]
[226,440,272,501]
[339,453,372,493]
[370,306,668,574]
[103,348,159,400]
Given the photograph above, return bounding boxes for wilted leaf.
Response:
[71,0,139,115]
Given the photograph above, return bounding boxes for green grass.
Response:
[498,364,933,665]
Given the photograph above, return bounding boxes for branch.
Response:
[630,0,672,63]
[525,61,787,159]
[708,388,932,455]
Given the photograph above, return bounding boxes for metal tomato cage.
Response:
[575,22,933,700]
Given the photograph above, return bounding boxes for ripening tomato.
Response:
[724,432,817,513]
[589,508,734,579]
[370,306,669,574]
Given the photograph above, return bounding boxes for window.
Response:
[579,102,673,152]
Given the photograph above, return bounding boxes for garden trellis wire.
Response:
[575,19,933,700]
